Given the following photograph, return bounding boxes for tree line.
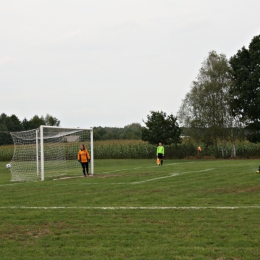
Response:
[94,123,142,140]
[0,113,60,145]
[0,113,143,145]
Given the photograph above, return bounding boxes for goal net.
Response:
[9,126,94,181]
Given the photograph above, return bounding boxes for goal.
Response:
[9,126,94,181]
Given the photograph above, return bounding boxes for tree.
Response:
[229,35,260,141]
[0,113,9,145]
[0,113,23,145]
[141,111,182,146]
[25,114,60,129]
[93,124,142,141]
[22,118,30,130]
[93,126,107,140]
[178,51,240,158]
[44,114,60,126]
[27,115,46,129]
[5,115,23,132]
[121,123,142,139]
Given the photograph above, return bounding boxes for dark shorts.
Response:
[157,153,163,159]
[81,162,89,168]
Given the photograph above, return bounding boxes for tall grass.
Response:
[0,145,14,161]
[94,140,155,159]
[2,140,260,161]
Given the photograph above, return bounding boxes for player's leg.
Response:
[86,162,89,175]
[81,163,86,176]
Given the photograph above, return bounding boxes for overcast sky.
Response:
[0,0,259,128]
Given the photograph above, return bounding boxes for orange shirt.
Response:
[78,149,90,163]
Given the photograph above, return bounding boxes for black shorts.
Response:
[81,162,89,168]
[157,153,163,159]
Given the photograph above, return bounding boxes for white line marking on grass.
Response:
[52,162,195,181]
[102,169,128,174]
[131,174,179,184]
[101,162,193,174]
[0,183,24,187]
[1,206,260,210]
[54,168,215,185]
[131,168,215,184]
[53,176,87,180]
[1,162,194,184]
[180,168,215,175]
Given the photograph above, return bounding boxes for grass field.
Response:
[1,159,260,260]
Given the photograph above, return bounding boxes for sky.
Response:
[0,0,259,128]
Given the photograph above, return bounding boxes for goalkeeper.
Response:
[78,144,91,177]
[156,142,164,166]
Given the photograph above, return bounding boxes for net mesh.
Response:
[9,127,91,181]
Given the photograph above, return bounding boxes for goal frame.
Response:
[39,125,94,181]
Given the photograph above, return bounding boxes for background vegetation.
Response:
[2,139,260,162]
[177,35,260,158]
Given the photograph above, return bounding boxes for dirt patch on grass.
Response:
[212,186,260,194]
[27,227,51,239]
[1,223,52,240]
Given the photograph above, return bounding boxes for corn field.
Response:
[94,140,155,159]
[1,140,260,161]
[0,145,14,161]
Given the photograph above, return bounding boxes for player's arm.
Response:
[77,151,81,162]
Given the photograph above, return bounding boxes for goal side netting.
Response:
[9,126,94,181]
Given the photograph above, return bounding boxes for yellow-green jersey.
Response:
[156,146,164,156]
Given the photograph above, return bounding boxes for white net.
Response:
[9,127,92,181]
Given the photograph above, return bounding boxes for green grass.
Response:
[1,159,260,259]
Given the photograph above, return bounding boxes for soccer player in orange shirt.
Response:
[78,144,91,177]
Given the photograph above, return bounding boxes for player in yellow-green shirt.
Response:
[156,142,164,166]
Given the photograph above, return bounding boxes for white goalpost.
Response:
[9,126,94,181]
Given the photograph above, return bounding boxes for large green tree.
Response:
[141,111,182,146]
[229,35,260,141]
[178,51,241,158]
